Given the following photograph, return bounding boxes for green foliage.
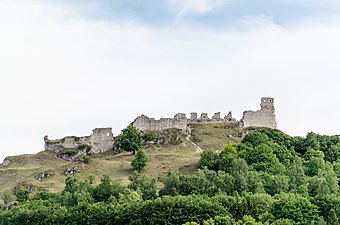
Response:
[82,155,92,164]
[131,149,148,172]
[1,129,339,225]
[263,174,289,195]
[2,192,12,205]
[77,143,92,153]
[128,172,157,200]
[286,156,306,190]
[15,187,29,203]
[92,175,128,202]
[62,148,78,156]
[230,158,248,193]
[142,130,157,142]
[218,144,238,172]
[241,131,270,148]
[272,193,321,225]
[118,125,143,154]
[199,150,219,170]
[328,209,338,225]
[137,195,227,225]
[271,219,294,225]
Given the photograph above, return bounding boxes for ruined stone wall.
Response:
[132,115,189,132]
[44,128,114,156]
[132,111,236,132]
[241,97,277,129]
[90,128,115,153]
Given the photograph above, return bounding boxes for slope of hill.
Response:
[0,122,246,195]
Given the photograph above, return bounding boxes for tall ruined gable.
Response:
[241,97,277,129]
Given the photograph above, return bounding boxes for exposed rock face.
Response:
[2,157,11,166]
[35,170,54,181]
[44,128,114,159]
[241,97,277,129]
[14,182,36,194]
[64,166,80,176]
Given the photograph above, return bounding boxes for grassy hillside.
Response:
[189,121,244,150]
[0,122,244,196]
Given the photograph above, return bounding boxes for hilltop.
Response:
[0,121,247,195]
[0,96,275,197]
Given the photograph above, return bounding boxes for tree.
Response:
[131,149,148,172]
[92,175,128,202]
[230,158,248,193]
[15,187,29,202]
[128,172,157,200]
[199,150,219,170]
[286,156,306,190]
[118,125,142,154]
[272,193,320,225]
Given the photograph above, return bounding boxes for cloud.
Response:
[169,0,228,15]
[1,0,340,161]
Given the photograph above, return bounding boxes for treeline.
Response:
[0,129,339,225]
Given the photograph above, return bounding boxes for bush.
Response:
[143,131,157,142]
[199,150,219,170]
[82,155,91,164]
[131,150,148,172]
[77,144,92,153]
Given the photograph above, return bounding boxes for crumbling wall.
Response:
[132,111,237,132]
[90,128,115,153]
[132,115,189,132]
[241,97,277,129]
[189,111,235,122]
[44,127,114,158]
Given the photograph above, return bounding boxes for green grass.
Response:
[189,121,244,151]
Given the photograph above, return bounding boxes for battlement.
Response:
[132,97,277,131]
[131,111,236,132]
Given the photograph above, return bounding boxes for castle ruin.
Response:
[132,97,277,131]
[240,97,277,129]
[44,97,277,159]
[131,111,237,132]
[44,128,114,157]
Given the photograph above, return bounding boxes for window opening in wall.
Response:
[107,133,110,137]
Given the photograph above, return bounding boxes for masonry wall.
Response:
[132,115,188,132]
[241,97,277,129]
[44,127,114,155]
[90,128,115,153]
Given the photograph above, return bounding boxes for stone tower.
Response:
[260,97,275,110]
[241,97,277,129]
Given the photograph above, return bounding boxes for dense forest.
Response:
[0,129,339,225]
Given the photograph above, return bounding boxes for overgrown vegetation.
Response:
[0,128,339,224]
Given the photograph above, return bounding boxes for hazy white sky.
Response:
[1,0,340,162]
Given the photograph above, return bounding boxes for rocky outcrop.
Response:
[64,166,80,176]
[2,157,12,166]
[35,170,54,181]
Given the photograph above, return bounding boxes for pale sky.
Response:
[1,0,340,162]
